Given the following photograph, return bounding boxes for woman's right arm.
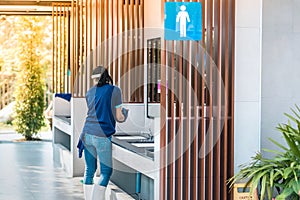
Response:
[116,107,125,122]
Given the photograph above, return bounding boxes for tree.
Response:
[13,16,46,140]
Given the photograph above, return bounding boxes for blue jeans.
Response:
[83,133,112,187]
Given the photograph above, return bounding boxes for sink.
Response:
[112,134,155,160]
[115,136,146,140]
[114,136,154,144]
[130,143,154,148]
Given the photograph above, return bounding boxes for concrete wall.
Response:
[234,0,263,173]
[261,0,300,157]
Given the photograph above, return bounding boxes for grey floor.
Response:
[0,133,84,200]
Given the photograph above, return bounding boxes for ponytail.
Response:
[97,68,114,87]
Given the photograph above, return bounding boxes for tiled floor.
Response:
[0,132,84,200]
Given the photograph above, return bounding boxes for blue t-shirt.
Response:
[81,84,122,137]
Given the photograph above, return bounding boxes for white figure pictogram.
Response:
[176,5,190,37]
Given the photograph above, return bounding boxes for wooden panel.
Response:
[52,2,71,94]
[53,0,144,100]
[160,0,235,199]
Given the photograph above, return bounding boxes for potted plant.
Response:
[229,105,300,200]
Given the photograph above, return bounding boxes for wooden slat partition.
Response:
[52,3,70,94]
[59,0,145,100]
[53,0,144,99]
[160,0,235,199]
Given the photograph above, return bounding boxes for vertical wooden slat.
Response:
[64,4,69,93]
[108,0,113,77]
[52,3,54,93]
[207,0,214,198]
[124,0,129,102]
[128,0,132,101]
[97,0,101,65]
[132,0,137,102]
[176,40,183,200]
[230,0,235,199]
[213,0,221,199]
[82,0,86,96]
[75,1,79,96]
[77,1,80,96]
[223,0,231,199]
[61,3,64,92]
[77,0,85,96]
[191,40,199,200]
[128,0,133,102]
[59,3,62,92]
[67,3,70,93]
[53,5,58,92]
[76,1,79,96]
[63,4,66,93]
[199,0,206,197]
[84,0,88,90]
[55,4,59,93]
[86,0,89,90]
[168,41,175,200]
[135,0,140,102]
[185,40,192,200]
[70,1,74,95]
[117,0,122,85]
[79,1,83,95]
[126,0,130,102]
[160,41,167,200]
[72,1,75,96]
[140,0,144,102]
[89,0,92,88]
[105,0,109,68]
[73,1,76,95]
[112,0,116,83]
[111,0,115,81]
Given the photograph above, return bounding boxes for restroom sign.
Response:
[164,2,202,41]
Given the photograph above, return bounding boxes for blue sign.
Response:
[164,2,202,41]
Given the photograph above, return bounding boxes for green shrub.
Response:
[13,16,46,140]
[229,105,300,200]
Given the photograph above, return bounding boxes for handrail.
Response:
[0,74,15,110]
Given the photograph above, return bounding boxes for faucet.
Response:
[140,129,153,141]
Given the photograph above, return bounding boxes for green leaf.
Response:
[291,107,300,122]
[270,170,275,187]
[247,164,274,179]
[276,187,294,199]
[263,148,285,156]
[269,137,289,151]
[292,181,300,194]
[284,113,300,124]
[283,168,293,179]
[282,132,300,157]
[260,175,267,200]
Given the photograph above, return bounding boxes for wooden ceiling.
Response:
[0,0,71,15]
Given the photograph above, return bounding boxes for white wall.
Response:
[261,0,300,157]
[234,0,263,173]
[144,1,163,200]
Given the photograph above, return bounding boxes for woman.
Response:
[78,66,128,200]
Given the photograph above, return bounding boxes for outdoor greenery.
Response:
[12,16,46,140]
[0,16,52,77]
[229,105,300,200]
[0,16,52,139]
